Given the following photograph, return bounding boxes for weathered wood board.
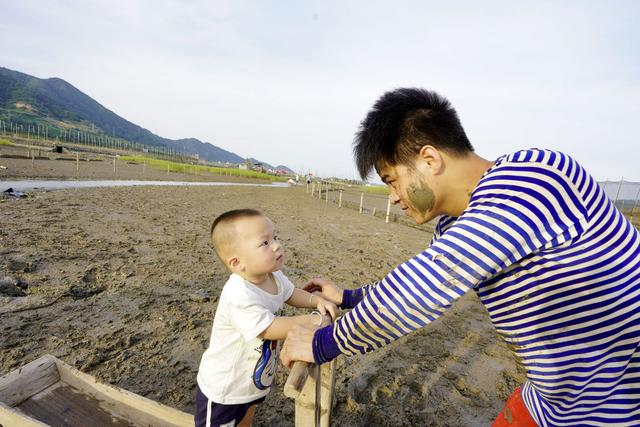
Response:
[0,355,193,427]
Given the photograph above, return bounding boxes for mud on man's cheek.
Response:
[407,182,436,214]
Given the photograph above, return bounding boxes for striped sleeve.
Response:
[314,161,589,362]
[340,282,378,309]
[341,216,454,309]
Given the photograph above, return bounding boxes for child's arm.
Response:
[259,313,329,341]
[286,288,338,319]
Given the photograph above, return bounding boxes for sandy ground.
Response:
[0,144,525,426]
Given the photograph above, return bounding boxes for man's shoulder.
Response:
[500,148,575,170]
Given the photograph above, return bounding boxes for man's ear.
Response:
[418,145,444,174]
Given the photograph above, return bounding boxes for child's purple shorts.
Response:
[195,385,266,427]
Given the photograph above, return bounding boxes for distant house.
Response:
[275,169,289,176]
[239,164,248,170]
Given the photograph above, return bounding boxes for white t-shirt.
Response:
[197,271,295,404]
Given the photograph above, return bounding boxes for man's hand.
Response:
[280,324,316,368]
[316,297,339,320]
[304,277,343,306]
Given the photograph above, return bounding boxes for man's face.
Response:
[378,159,438,225]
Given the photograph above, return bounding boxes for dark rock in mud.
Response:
[82,267,98,284]
[189,288,210,302]
[348,372,376,404]
[0,276,27,296]
[7,258,35,273]
[66,284,105,300]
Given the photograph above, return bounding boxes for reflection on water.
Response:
[0,180,289,192]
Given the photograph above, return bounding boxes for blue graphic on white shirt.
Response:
[253,339,277,390]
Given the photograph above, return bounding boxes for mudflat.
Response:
[0,146,524,426]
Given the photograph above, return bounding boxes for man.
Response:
[280,88,640,426]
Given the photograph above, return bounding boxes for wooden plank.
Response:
[17,381,134,426]
[326,359,337,426]
[294,364,318,426]
[0,402,50,427]
[56,358,193,427]
[0,355,60,407]
[285,315,336,427]
[319,361,335,427]
[283,362,309,399]
[291,362,334,427]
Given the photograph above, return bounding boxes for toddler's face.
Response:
[234,215,284,275]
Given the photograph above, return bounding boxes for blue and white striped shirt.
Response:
[314,149,640,426]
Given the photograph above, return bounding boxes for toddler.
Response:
[195,209,336,427]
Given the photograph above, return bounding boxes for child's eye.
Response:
[274,235,279,241]
[261,240,269,246]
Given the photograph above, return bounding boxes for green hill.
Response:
[0,66,280,166]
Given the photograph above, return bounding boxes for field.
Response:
[0,145,525,426]
[0,142,282,183]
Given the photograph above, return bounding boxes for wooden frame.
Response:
[284,359,336,427]
[283,314,337,427]
[0,355,193,427]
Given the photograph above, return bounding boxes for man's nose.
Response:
[389,189,401,204]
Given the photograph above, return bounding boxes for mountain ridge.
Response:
[0,66,288,168]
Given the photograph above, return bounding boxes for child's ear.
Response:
[227,257,242,272]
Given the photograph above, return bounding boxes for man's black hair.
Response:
[353,88,474,179]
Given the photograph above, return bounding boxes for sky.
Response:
[1,0,639,181]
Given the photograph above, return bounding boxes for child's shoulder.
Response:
[271,270,288,282]
[220,273,271,303]
[272,270,295,293]
[219,273,251,300]
[272,270,294,282]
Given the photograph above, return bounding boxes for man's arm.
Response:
[301,215,453,310]
[302,163,588,365]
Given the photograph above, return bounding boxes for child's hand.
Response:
[304,277,343,306]
[316,297,338,320]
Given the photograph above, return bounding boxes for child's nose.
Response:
[272,241,282,251]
